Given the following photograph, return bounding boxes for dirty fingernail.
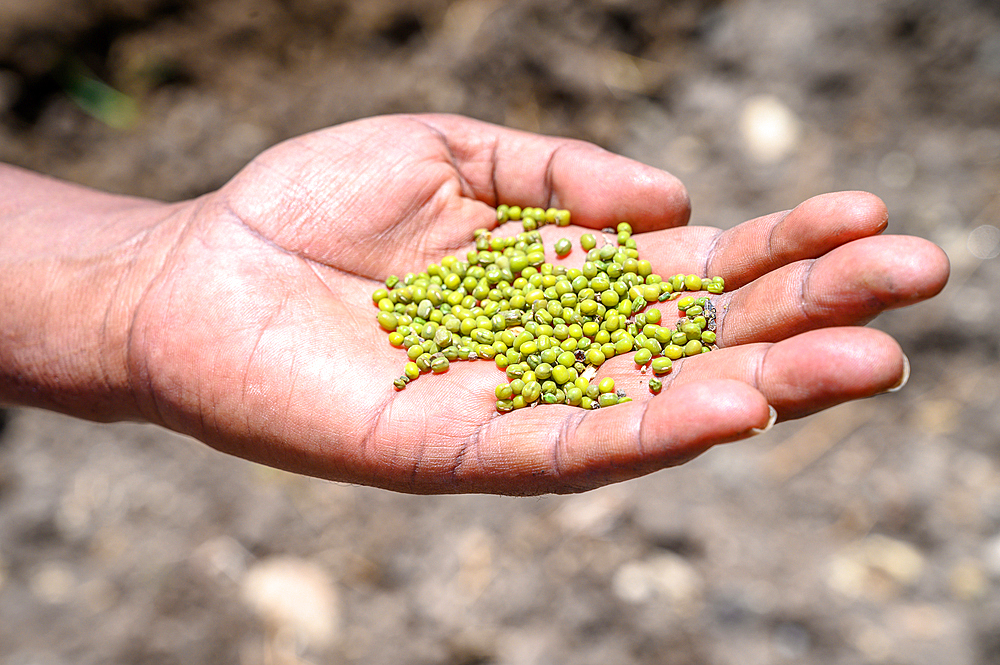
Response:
[886,353,910,393]
[750,405,778,436]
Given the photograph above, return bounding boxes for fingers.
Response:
[628,220,949,346]
[716,234,950,345]
[706,191,890,289]
[672,327,907,420]
[298,326,904,495]
[451,379,772,494]
[628,191,891,285]
[593,327,907,422]
[411,114,692,232]
[351,353,770,494]
[590,190,945,346]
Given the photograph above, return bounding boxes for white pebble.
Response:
[241,556,341,649]
[968,224,1000,260]
[739,94,801,164]
[612,552,703,605]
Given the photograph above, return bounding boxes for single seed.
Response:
[598,393,618,407]
[651,357,672,375]
[377,311,399,331]
[676,296,696,311]
[664,344,684,360]
[586,348,607,366]
[682,322,702,340]
[684,274,703,291]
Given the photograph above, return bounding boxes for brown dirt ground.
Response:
[1,1,999,663]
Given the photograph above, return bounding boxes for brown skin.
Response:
[0,114,950,495]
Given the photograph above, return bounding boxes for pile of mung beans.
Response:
[373,205,725,412]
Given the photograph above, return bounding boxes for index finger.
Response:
[412,114,692,232]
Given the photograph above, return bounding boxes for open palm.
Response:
[126,114,948,494]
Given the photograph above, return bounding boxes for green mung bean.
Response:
[375,204,726,405]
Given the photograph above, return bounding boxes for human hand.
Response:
[107,114,948,494]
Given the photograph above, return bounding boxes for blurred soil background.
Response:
[1,0,1000,663]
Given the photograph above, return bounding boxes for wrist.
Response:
[0,165,192,422]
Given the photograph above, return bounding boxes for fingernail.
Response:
[750,405,778,436]
[886,353,910,393]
